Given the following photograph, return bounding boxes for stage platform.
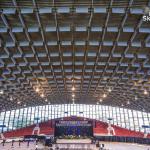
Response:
[56,138,92,144]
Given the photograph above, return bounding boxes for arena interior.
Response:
[0,0,150,149]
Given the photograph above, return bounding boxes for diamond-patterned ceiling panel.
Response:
[0,0,150,112]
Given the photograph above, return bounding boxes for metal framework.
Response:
[0,0,150,112]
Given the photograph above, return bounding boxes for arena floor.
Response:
[102,142,150,150]
[0,141,149,150]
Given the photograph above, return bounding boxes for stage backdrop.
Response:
[54,120,93,137]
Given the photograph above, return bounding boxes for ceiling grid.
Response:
[0,0,150,112]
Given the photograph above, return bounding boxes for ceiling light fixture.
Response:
[103,93,107,98]
[72,86,75,91]
[35,87,39,92]
[127,100,130,105]
[10,96,13,101]
[45,98,48,102]
[108,88,112,92]
[135,96,138,100]
[97,102,99,105]
[17,101,21,104]
[144,89,148,95]
[99,99,103,102]
[0,90,4,94]
[41,93,45,98]
[72,94,75,97]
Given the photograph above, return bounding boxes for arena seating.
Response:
[113,125,144,137]
[4,121,54,138]
[94,120,148,138]
[94,121,108,135]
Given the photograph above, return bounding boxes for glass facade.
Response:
[0,104,150,133]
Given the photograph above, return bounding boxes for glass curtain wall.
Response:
[0,104,149,132]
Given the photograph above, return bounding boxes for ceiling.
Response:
[0,0,150,112]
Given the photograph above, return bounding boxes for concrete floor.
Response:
[0,141,149,150]
[101,142,150,150]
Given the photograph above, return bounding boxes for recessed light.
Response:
[72,94,75,97]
